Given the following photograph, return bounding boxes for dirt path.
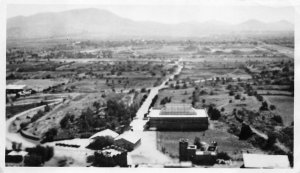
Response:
[250,125,290,153]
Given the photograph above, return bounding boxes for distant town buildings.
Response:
[148,104,209,130]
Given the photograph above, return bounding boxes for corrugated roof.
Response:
[243,154,290,168]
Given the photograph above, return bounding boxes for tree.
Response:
[93,152,116,167]
[265,132,277,149]
[270,105,276,110]
[31,110,44,122]
[194,137,202,149]
[93,102,101,110]
[272,115,283,124]
[44,104,50,112]
[217,152,231,160]
[239,123,253,140]
[260,101,269,111]
[235,94,241,100]
[60,113,73,129]
[43,128,58,142]
[86,136,114,150]
[24,155,43,167]
[207,105,221,120]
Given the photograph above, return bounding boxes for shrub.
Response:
[141,88,147,93]
[234,94,241,100]
[44,104,50,112]
[217,152,231,160]
[272,115,283,124]
[259,101,269,111]
[270,105,276,110]
[31,110,44,122]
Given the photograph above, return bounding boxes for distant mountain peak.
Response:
[6,8,294,40]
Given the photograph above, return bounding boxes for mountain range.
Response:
[7,8,294,40]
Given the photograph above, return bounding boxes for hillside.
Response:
[7,8,294,40]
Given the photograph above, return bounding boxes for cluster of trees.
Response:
[207,105,221,120]
[5,154,23,163]
[86,136,114,150]
[24,145,54,166]
[30,104,51,123]
[149,95,158,109]
[160,96,172,105]
[91,150,127,167]
[42,128,58,143]
[60,113,75,129]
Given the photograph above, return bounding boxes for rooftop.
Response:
[6,85,27,90]
[115,132,141,144]
[149,104,208,118]
[243,154,290,168]
[160,103,196,115]
[8,151,28,157]
[89,129,119,139]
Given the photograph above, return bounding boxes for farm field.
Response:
[265,95,294,126]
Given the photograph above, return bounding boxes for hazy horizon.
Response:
[7,5,295,24]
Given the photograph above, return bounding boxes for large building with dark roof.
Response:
[148,103,209,131]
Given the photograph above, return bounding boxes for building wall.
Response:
[179,139,189,161]
[149,117,208,131]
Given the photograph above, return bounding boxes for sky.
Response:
[6,3,295,24]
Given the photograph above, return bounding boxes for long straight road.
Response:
[130,59,183,131]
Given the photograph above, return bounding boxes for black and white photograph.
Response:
[1,0,299,171]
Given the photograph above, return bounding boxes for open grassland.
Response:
[265,95,294,126]
[157,128,264,160]
[154,88,194,108]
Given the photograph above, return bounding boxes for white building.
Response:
[242,153,290,168]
